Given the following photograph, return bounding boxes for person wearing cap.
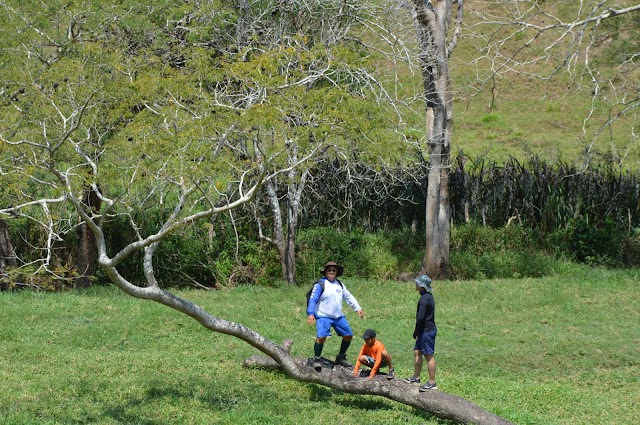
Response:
[353,329,395,380]
[404,274,438,391]
[307,261,365,369]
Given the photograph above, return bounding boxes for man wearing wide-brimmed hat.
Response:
[306,261,365,370]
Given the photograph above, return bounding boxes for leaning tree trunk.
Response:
[415,0,460,280]
[243,347,513,425]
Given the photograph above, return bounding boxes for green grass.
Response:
[1,269,638,424]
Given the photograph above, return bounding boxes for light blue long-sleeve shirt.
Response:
[307,277,361,318]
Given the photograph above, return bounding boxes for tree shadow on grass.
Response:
[103,381,241,424]
[307,383,454,424]
[308,384,334,402]
[337,395,455,424]
[102,377,453,425]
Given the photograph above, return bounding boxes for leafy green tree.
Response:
[0,0,399,286]
[204,0,395,285]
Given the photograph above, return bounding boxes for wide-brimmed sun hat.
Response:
[320,261,344,277]
[414,274,432,292]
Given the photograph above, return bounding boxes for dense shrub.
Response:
[7,216,634,289]
[547,217,627,267]
[6,153,640,289]
[450,222,541,256]
[449,224,558,280]
[296,224,560,283]
[296,227,423,283]
[449,250,557,280]
[101,210,278,288]
[622,231,640,266]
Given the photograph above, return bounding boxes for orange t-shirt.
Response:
[353,339,386,377]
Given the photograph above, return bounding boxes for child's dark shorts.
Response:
[414,328,437,355]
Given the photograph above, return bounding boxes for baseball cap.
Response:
[362,329,376,339]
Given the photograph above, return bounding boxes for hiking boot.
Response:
[387,368,396,380]
[404,376,420,384]
[313,356,322,372]
[419,382,438,391]
[335,354,352,368]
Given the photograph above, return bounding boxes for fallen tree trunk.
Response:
[243,340,514,425]
[72,266,513,425]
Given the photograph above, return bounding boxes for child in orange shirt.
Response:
[353,329,395,380]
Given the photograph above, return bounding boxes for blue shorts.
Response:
[316,316,353,338]
[414,328,437,355]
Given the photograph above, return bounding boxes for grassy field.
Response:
[1,268,638,424]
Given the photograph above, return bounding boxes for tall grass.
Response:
[1,268,638,424]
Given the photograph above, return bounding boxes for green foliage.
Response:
[622,232,640,266]
[450,250,556,280]
[296,227,423,283]
[451,223,539,255]
[3,217,83,290]
[5,204,636,289]
[449,223,557,280]
[547,217,627,267]
[2,261,80,291]
[101,208,277,288]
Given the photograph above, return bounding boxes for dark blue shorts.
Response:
[414,328,437,355]
[316,316,353,338]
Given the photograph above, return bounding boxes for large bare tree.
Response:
[412,0,463,279]
[467,0,639,164]
[372,0,639,279]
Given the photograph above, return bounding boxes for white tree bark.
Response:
[256,135,315,286]
[243,350,513,425]
[412,0,463,279]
